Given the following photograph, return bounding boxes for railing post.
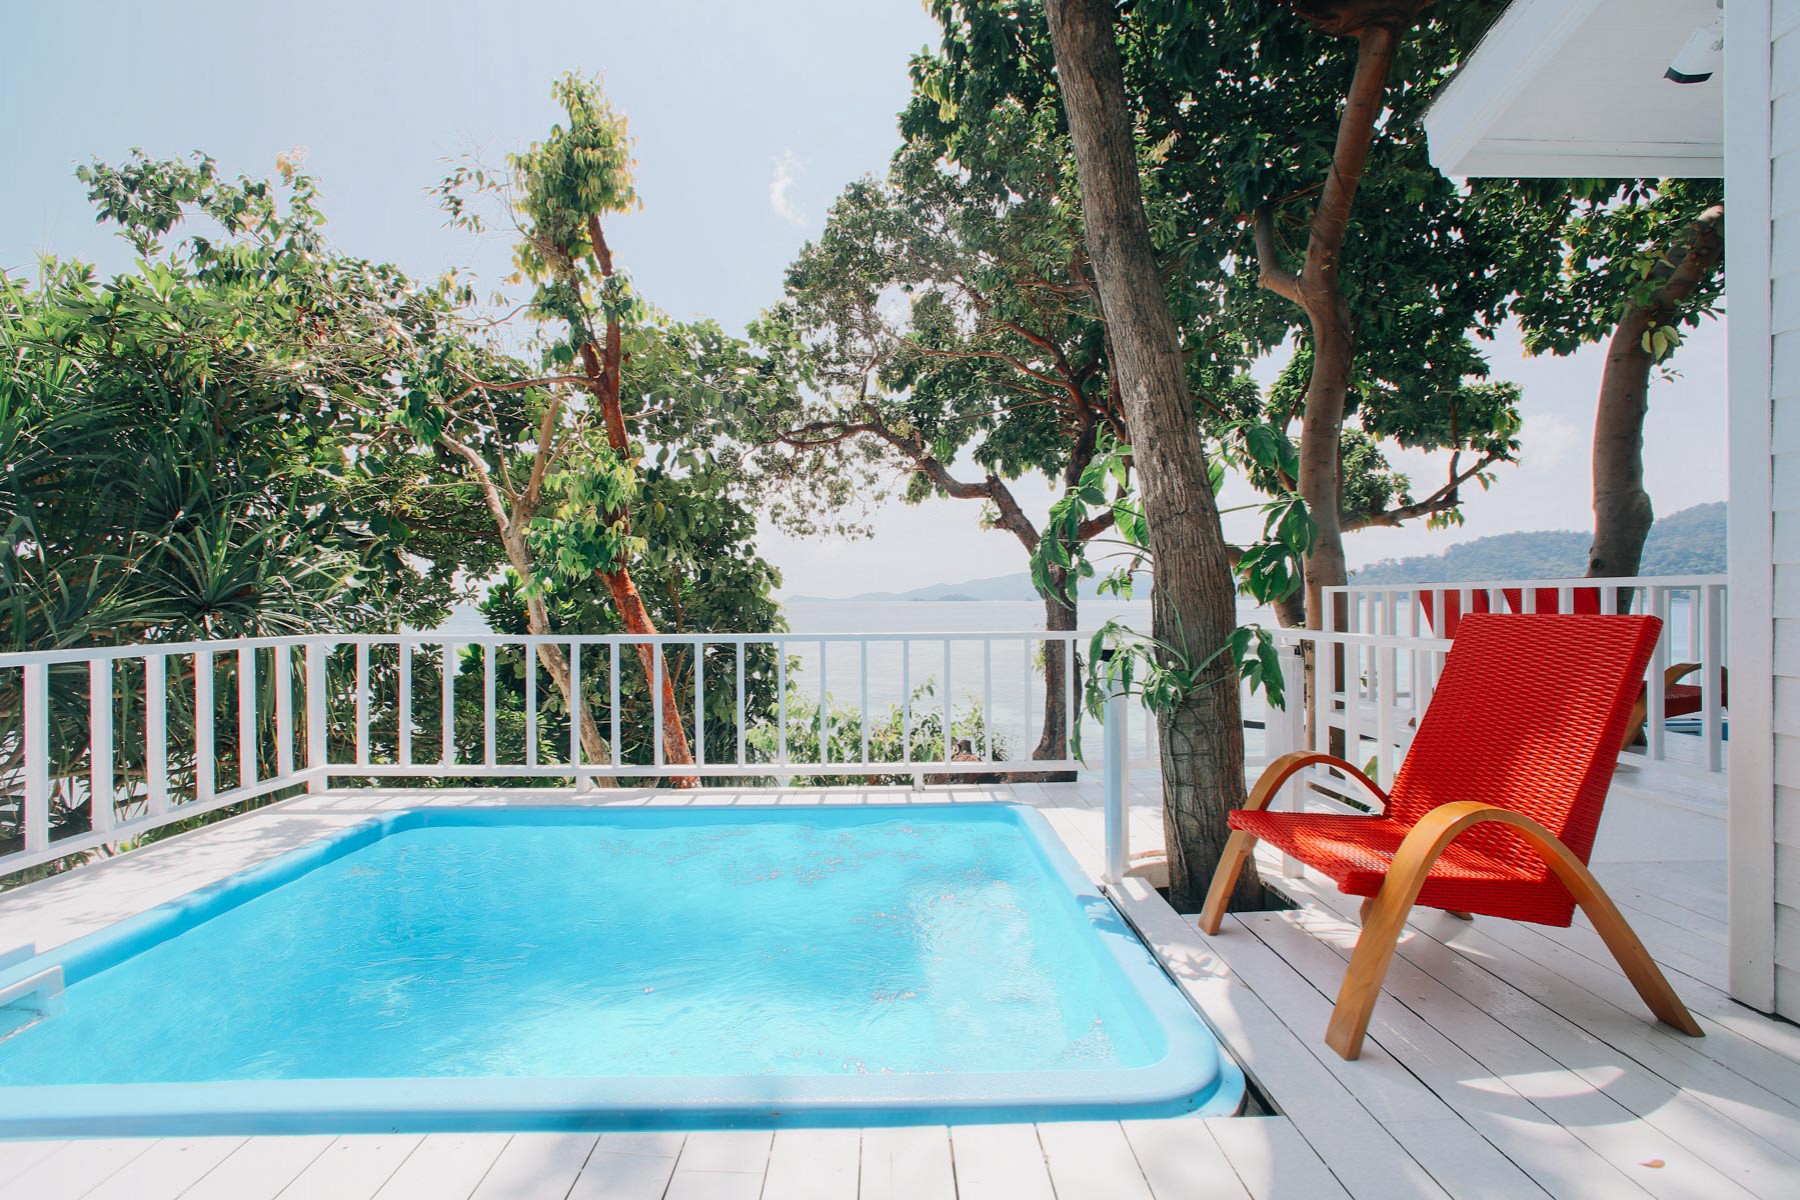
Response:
[1279,646,1306,879]
[22,663,50,855]
[194,650,215,804]
[1103,684,1128,884]
[89,659,114,839]
[305,643,329,793]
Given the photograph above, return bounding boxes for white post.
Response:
[194,650,215,804]
[145,654,169,817]
[22,663,49,854]
[305,643,329,793]
[1103,686,1128,884]
[1278,646,1306,879]
[89,659,114,838]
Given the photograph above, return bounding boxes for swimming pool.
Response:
[0,804,1243,1135]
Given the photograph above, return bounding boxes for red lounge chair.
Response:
[1416,585,1601,638]
[1199,614,1703,1060]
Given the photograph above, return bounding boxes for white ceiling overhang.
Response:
[1424,0,1723,179]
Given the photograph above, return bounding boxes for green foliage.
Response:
[1031,431,1307,743]
[909,0,1527,538]
[1476,178,1726,366]
[747,688,1008,787]
[1076,620,1285,760]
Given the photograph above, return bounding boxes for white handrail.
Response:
[2,628,1141,880]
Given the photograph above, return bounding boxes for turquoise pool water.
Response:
[0,805,1242,1134]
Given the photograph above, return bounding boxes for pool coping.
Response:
[0,801,1244,1136]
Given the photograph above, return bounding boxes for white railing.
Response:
[1278,575,1729,791]
[0,630,1113,879]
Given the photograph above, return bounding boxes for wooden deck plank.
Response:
[372,1133,511,1200]
[1291,883,1800,1199]
[661,1130,773,1200]
[856,1126,955,1200]
[274,1134,422,1200]
[1206,1117,1353,1200]
[0,1138,158,1200]
[759,1128,860,1199]
[1220,911,1588,1199]
[1244,908,1725,1200]
[178,1135,337,1200]
[949,1124,1055,1200]
[568,1148,682,1200]
[1036,1120,1155,1200]
[467,1133,598,1200]
[1111,880,1452,1200]
[1119,1116,1252,1200]
[82,1138,245,1200]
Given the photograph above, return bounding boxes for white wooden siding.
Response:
[1749,0,1800,1019]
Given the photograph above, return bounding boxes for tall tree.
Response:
[757,140,1158,765]
[1045,0,1265,910]
[1477,179,1725,579]
[916,1,1522,629]
[430,75,797,782]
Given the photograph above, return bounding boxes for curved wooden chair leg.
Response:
[1199,831,1258,935]
[1199,751,1390,937]
[1323,801,1702,1060]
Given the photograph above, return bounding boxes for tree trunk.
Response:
[504,531,611,770]
[1587,205,1725,580]
[1033,583,1077,777]
[1047,0,1263,912]
[600,568,698,787]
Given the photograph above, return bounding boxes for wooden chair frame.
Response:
[1198,751,1703,1061]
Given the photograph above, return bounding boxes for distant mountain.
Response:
[788,570,1119,604]
[1349,502,1727,584]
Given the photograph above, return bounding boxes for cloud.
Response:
[769,150,808,227]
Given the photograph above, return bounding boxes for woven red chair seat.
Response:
[1246,613,1663,928]
[1229,809,1579,924]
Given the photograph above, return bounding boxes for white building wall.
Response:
[1733,0,1798,1017]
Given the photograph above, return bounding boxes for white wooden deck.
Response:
[0,778,1793,1200]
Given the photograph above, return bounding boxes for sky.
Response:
[4,0,1728,599]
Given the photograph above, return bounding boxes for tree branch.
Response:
[1252,204,1303,303]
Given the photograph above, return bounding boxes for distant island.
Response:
[1349,501,1726,584]
[790,502,1727,602]
[788,570,1112,604]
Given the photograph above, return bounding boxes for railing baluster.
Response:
[571,641,583,770]
[694,638,706,768]
[146,654,169,816]
[484,644,497,767]
[942,639,953,765]
[1021,637,1033,756]
[902,639,911,765]
[1064,633,1077,758]
[777,638,789,767]
[735,641,746,768]
[90,660,115,837]
[195,650,215,804]
[818,640,828,767]
[526,646,538,768]
[355,641,370,765]
[237,645,256,788]
[397,640,413,766]
[610,641,622,770]
[860,640,871,767]
[982,639,993,762]
[442,642,456,766]
[305,643,328,791]
[274,645,293,779]
[651,641,663,770]
[1648,587,1670,762]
